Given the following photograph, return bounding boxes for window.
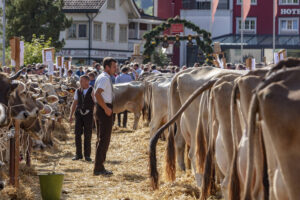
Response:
[196,0,211,9]
[78,24,87,38]
[107,0,115,9]
[237,0,257,5]
[279,0,299,5]
[279,18,299,34]
[119,25,127,43]
[67,23,88,39]
[106,23,115,41]
[236,18,256,34]
[67,24,77,39]
[94,23,102,40]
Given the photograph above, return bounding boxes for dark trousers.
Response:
[117,111,128,128]
[75,111,93,158]
[94,104,113,172]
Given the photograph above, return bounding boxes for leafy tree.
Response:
[4,35,52,66]
[5,0,72,50]
[23,34,52,65]
[152,49,170,67]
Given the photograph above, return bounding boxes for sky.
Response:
[134,0,153,15]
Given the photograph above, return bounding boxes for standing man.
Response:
[69,75,94,162]
[115,66,133,128]
[94,57,116,175]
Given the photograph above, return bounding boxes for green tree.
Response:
[152,49,170,67]
[5,0,72,50]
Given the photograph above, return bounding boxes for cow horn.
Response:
[9,69,25,80]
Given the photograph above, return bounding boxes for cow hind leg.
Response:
[133,112,141,130]
[174,129,186,171]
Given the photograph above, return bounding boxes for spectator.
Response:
[95,63,101,75]
[76,67,84,77]
[116,66,134,84]
[151,65,161,73]
[133,63,142,75]
[36,66,44,75]
[88,72,96,87]
[67,69,73,78]
[115,66,133,128]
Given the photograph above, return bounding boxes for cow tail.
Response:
[195,92,209,175]
[201,91,216,200]
[165,118,176,182]
[261,127,269,200]
[149,79,217,190]
[148,86,152,122]
[243,94,259,200]
[229,82,241,200]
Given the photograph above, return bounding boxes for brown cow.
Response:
[244,67,300,200]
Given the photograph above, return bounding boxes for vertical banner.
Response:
[211,0,219,23]
[43,48,55,82]
[10,37,21,70]
[243,0,251,21]
[19,41,24,67]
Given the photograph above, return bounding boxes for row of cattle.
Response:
[0,72,79,190]
[139,58,300,200]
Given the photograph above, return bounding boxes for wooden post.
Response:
[9,120,20,187]
[10,37,20,71]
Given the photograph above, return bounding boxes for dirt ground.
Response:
[0,114,222,200]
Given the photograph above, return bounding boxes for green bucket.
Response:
[38,173,64,200]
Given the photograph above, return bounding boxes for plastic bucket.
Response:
[38,173,64,200]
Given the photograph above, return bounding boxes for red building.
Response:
[233,0,300,35]
[214,0,300,64]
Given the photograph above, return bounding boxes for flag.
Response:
[243,0,251,21]
[274,0,278,16]
[211,0,219,23]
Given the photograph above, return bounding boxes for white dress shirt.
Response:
[94,72,113,104]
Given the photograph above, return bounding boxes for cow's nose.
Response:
[23,112,29,119]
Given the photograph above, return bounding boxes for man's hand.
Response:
[104,107,112,116]
[69,116,73,123]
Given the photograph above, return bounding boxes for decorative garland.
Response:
[143,16,214,65]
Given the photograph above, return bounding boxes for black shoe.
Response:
[94,169,113,176]
[72,155,83,160]
[85,157,92,162]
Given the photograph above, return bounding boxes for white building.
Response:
[59,0,163,65]
[179,0,233,67]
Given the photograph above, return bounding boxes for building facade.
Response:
[59,0,163,65]
[214,0,300,64]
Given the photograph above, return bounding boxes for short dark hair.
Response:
[88,72,95,79]
[68,69,73,74]
[151,65,156,70]
[80,75,90,81]
[121,66,129,73]
[95,63,100,68]
[103,57,116,69]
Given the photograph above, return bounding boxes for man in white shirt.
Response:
[93,57,117,176]
[69,75,94,162]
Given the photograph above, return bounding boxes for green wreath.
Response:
[143,16,213,65]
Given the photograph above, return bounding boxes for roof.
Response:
[63,0,106,13]
[213,34,300,49]
[140,11,164,21]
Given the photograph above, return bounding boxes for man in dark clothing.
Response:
[93,57,116,176]
[69,75,94,161]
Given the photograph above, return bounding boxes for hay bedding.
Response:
[0,114,223,200]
